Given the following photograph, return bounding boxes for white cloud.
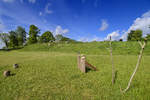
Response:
[92,36,100,41]
[2,0,14,3]
[40,3,53,16]
[28,0,36,3]
[142,10,150,17]
[39,12,42,16]
[0,21,6,48]
[121,10,150,40]
[54,26,69,35]
[78,36,103,42]
[0,22,5,32]
[45,3,53,14]
[0,39,5,49]
[78,37,89,42]
[99,19,109,31]
[91,36,103,41]
[0,1,56,33]
[105,30,120,41]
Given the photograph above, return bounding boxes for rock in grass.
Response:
[3,70,11,77]
[13,64,19,69]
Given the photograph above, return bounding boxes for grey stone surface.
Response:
[13,64,19,69]
[3,70,11,77]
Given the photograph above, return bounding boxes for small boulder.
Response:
[13,64,19,69]
[65,41,69,44]
[48,43,51,46]
[3,70,11,77]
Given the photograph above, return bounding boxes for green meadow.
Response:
[0,42,150,100]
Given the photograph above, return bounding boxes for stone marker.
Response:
[13,64,19,69]
[77,54,97,73]
[77,55,81,69]
[80,56,86,73]
[3,70,11,77]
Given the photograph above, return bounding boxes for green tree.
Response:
[55,34,76,42]
[146,25,150,41]
[55,34,63,41]
[146,34,150,41]
[0,33,9,48]
[9,31,18,48]
[40,31,55,43]
[61,36,73,41]
[127,29,142,41]
[28,25,40,44]
[16,26,27,46]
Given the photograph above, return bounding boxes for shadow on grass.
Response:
[0,47,23,52]
[114,70,118,84]
[86,67,95,73]
[10,73,16,76]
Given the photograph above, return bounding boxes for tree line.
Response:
[127,25,150,41]
[127,29,150,41]
[0,24,150,49]
[0,25,75,49]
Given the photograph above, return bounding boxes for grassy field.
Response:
[0,42,150,100]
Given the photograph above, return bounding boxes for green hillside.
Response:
[20,41,150,55]
[0,42,150,100]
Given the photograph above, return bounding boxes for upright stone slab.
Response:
[80,56,86,73]
[77,54,97,73]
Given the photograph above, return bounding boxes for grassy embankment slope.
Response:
[0,42,150,100]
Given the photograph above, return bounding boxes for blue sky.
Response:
[0,0,150,48]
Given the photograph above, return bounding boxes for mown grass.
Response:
[0,42,150,100]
